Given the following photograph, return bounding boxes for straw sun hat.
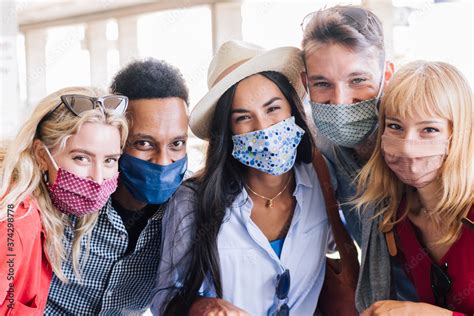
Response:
[189,40,305,140]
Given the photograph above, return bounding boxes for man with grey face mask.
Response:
[300,5,417,312]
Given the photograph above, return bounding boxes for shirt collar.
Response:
[293,162,313,190]
[103,197,114,216]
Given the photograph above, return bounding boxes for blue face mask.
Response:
[119,153,187,205]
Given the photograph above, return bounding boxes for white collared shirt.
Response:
[152,162,332,316]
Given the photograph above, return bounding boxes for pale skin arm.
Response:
[360,300,454,316]
[189,297,250,316]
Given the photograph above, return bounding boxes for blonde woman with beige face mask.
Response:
[355,61,474,315]
[0,87,128,315]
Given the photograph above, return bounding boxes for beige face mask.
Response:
[381,135,449,188]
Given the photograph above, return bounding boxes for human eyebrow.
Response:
[416,120,444,125]
[105,153,121,158]
[69,149,96,156]
[231,97,282,114]
[171,135,187,142]
[348,71,373,78]
[230,108,250,114]
[385,117,401,122]
[308,75,328,81]
[130,133,157,142]
[262,97,282,107]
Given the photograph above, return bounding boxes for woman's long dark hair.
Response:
[174,71,314,313]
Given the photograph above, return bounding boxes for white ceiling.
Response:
[15,0,235,31]
[17,1,136,24]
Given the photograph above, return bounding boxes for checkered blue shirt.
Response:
[45,198,165,315]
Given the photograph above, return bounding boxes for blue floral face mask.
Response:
[231,116,305,176]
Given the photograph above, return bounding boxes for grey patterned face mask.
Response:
[309,98,379,147]
[307,63,385,148]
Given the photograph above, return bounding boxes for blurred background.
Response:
[1,0,472,171]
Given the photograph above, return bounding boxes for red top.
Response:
[0,197,52,315]
[395,201,474,315]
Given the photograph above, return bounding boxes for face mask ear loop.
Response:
[43,145,60,171]
[375,62,386,101]
[445,135,453,156]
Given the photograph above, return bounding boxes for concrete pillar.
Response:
[24,29,47,109]
[211,2,243,54]
[117,16,139,66]
[85,21,108,90]
[362,0,395,59]
[0,0,20,140]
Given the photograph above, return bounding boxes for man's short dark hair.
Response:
[110,58,189,105]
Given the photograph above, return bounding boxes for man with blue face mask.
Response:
[45,58,189,315]
[300,5,418,312]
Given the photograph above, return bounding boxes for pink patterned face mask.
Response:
[44,146,119,216]
[381,135,449,188]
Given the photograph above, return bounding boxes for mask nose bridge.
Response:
[150,147,173,166]
[252,112,273,132]
[333,83,350,105]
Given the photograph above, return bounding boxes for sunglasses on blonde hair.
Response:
[53,94,128,116]
[36,94,128,134]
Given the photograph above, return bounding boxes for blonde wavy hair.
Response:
[354,61,473,245]
[0,86,128,281]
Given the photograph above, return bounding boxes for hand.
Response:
[360,300,452,316]
[189,297,250,316]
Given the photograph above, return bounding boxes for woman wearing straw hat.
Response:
[151,40,335,315]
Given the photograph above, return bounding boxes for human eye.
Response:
[104,157,118,166]
[351,77,367,85]
[133,140,154,151]
[423,127,440,134]
[313,81,330,88]
[235,114,251,123]
[267,105,281,113]
[170,140,186,151]
[72,155,90,165]
[386,123,402,130]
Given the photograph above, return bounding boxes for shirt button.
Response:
[120,234,127,241]
[106,290,113,297]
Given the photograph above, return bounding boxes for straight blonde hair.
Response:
[354,61,473,245]
[0,86,128,281]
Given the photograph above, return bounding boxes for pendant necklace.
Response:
[245,174,292,208]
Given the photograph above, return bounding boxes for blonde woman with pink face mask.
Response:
[0,87,128,315]
[354,61,473,315]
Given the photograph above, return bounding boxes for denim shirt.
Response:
[151,162,332,316]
